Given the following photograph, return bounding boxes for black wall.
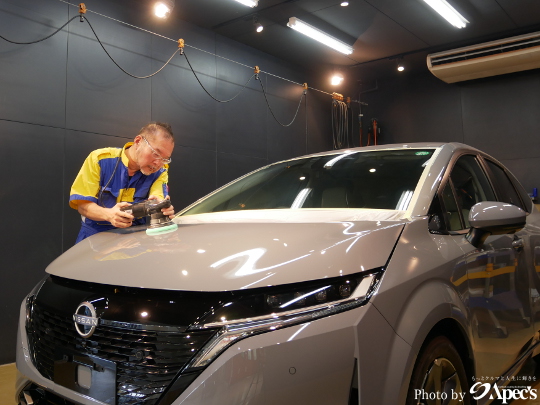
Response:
[4,0,540,368]
[0,0,331,364]
[359,68,540,195]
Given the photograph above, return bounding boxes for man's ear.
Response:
[133,135,143,147]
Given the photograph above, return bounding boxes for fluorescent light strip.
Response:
[233,0,258,7]
[396,190,414,211]
[291,188,312,209]
[324,151,357,168]
[287,17,353,55]
[422,0,468,29]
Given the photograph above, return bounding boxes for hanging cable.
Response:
[257,74,306,127]
[346,97,353,147]
[182,50,256,103]
[83,16,179,79]
[0,14,79,44]
[331,94,349,149]
[55,0,335,97]
[1,0,335,120]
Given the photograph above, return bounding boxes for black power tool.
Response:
[120,199,178,235]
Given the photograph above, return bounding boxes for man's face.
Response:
[132,132,174,175]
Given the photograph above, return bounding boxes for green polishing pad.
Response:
[146,223,178,236]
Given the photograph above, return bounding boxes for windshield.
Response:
[181,149,435,215]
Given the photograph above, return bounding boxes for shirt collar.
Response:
[121,142,134,168]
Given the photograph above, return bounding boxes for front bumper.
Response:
[16,298,412,405]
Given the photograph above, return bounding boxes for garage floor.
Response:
[0,363,16,405]
[505,358,540,405]
[1,360,540,405]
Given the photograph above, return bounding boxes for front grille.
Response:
[20,384,76,405]
[28,302,216,405]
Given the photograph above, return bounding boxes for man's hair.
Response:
[138,122,174,142]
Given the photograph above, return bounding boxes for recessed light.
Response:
[154,0,174,18]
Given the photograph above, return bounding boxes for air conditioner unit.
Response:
[427,31,540,83]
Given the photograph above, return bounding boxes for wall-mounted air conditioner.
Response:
[427,31,540,83]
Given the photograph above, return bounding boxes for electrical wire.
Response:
[58,0,175,43]
[331,99,349,149]
[55,0,335,96]
[183,50,256,103]
[83,16,180,79]
[349,101,356,147]
[258,76,306,127]
[0,15,78,44]
[1,0,335,119]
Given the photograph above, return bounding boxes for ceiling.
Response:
[165,0,540,84]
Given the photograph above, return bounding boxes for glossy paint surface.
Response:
[46,211,405,291]
[469,201,527,228]
[17,142,540,405]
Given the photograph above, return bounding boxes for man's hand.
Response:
[148,195,175,218]
[107,202,134,228]
[78,201,134,228]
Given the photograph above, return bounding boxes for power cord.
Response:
[84,16,180,79]
[331,99,349,149]
[0,6,311,127]
[257,76,306,127]
[183,50,256,103]
[0,15,78,44]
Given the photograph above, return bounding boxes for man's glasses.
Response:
[142,136,172,164]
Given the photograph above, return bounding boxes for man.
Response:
[70,122,175,243]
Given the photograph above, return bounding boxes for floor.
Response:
[494,357,540,405]
[2,360,540,405]
[0,363,16,405]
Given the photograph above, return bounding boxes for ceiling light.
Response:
[341,1,349,6]
[287,17,354,55]
[253,15,263,32]
[397,63,405,72]
[331,73,344,86]
[233,0,258,7]
[154,0,174,18]
[422,0,468,29]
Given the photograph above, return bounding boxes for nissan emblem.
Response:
[73,301,98,338]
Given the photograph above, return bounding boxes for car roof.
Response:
[285,142,482,161]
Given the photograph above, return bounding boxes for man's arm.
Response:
[77,201,134,228]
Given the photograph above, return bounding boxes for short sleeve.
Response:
[69,151,103,210]
[149,168,169,200]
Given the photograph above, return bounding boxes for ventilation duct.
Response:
[427,31,540,83]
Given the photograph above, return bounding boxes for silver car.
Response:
[15,143,540,405]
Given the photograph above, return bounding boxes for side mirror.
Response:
[466,201,527,248]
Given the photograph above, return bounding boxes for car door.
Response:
[481,158,540,350]
[437,153,533,380]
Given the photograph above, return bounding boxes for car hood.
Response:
[48,210,406,291]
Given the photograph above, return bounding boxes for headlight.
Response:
[25,277,47,332]
[25,294,35,329]
[184,269,382,370]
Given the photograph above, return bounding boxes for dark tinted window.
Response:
[449,155,496,229]
[441,182,462,231]
[181,149,435,215]
[485,160,525,210]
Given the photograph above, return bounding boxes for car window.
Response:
[440,181,462,231]
[448,155,496,229]
[181,149,435,215]
[484,160,525,211]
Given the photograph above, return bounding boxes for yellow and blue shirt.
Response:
[69,142,169,243]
